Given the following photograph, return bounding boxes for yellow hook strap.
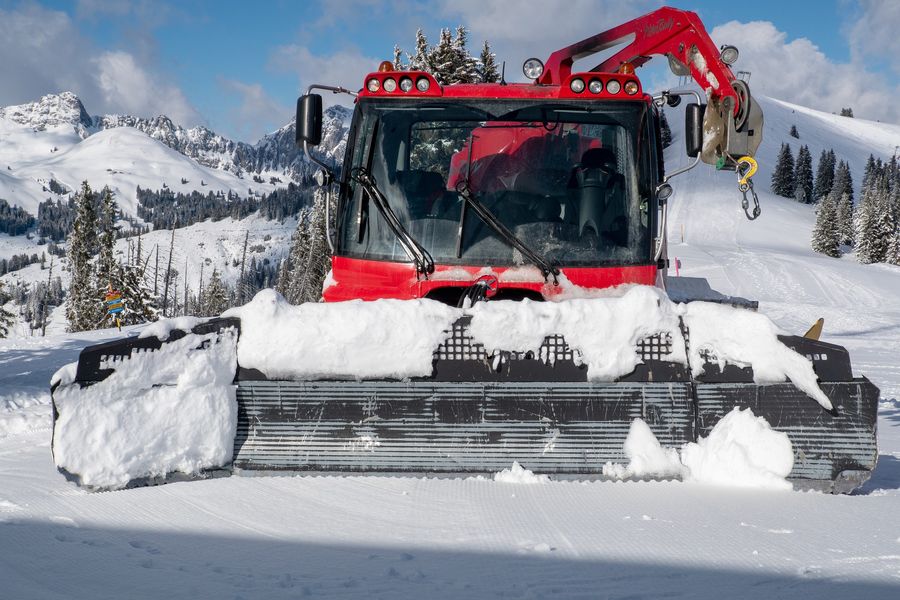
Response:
[736,156,758,186]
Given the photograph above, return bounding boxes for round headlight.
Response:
[624,80,639,95]
[399,77,413,92]
[588,79,603,94]
[606,79,621,94]
[383,77,397,92]
[523,58,544,80]
[367,78,380,93]
[719,45,739,65]
[569,78,585,93]
[416,77,430,92]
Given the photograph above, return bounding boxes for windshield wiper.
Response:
[455,181,560,284]
[350,167,435,277]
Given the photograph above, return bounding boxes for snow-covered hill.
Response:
[0,92,350,218]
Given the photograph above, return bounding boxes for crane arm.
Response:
[538,6,762,168]
[539,7,737,112]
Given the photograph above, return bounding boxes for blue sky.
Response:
[1,1,898,141]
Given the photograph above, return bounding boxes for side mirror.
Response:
[296,94,323,147]
[685,103,706,158]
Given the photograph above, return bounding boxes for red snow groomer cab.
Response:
[298,6,764,304]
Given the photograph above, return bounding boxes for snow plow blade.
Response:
[52,317,878,493]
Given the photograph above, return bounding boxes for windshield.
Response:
[339,99,653,268]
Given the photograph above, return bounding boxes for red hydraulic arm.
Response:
[538,7,741,117]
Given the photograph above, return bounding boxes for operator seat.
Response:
[574,148,627,247]
[513,168,567,223]
[397,170,446,219]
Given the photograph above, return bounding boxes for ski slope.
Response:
[1,96,899,598]
[0,114,274,218]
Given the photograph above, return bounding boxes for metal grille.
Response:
[233,380,695,474]
[636,332,673,362]
[433,321,578,364]
[433,321,487,361]
[434,320,675,365]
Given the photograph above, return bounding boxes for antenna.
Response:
[500,61,507,85]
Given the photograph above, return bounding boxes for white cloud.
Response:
[218,78,292,141]
[0,5,201,126]
[847,0,900,74]
[711,20,900,124]
[94,51,200,124]
[269,44,380,104]
[438,0,660,79]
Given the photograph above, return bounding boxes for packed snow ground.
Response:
[1,95,900,597]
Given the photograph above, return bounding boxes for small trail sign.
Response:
[105,286,125,331]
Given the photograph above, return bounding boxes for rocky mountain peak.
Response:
[0,91,93,137]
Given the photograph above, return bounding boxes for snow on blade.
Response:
[681,408,794,491]
[603,419,684,480]
[494,461,549,484]
[139,316,203,341]
[52,328,238,489]
[225,289,461,380]
[467,286,686,381]
[682,301,833,410]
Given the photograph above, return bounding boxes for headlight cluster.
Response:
[366,76,431,94]
[568,77,639,95]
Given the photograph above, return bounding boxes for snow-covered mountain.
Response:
[0,92,351,216]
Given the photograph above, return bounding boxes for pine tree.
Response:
[811,187,841,257]
[840,107,854,118]
[856,173,893,263]
[392,45,405,71]
[202,268,228,316]
[66,181,100,332]
[833,161,855,245]
[771,143,796,198]
[660,109,673,148]
[114,262,159,325]
[861,154,877,194]
[408,29,431,72]
[886,227,900,266]
[789,124,799,138]
[451,26,479,84]
[277,206,311,300]
[869,173,895,262]
[813,149,835,201]
[428,28,456,85]
[280,191,331,304]
[794,145,814,204]
[0,279,14,338]
[96,186,117,291]
[478,40,500,83]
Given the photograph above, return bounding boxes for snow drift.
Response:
[604,410,794,490]
[223,289,461,380]
[681,408,795,491]
[603,419,685,480]
[493,461,550,484]
[52,326,238,489]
